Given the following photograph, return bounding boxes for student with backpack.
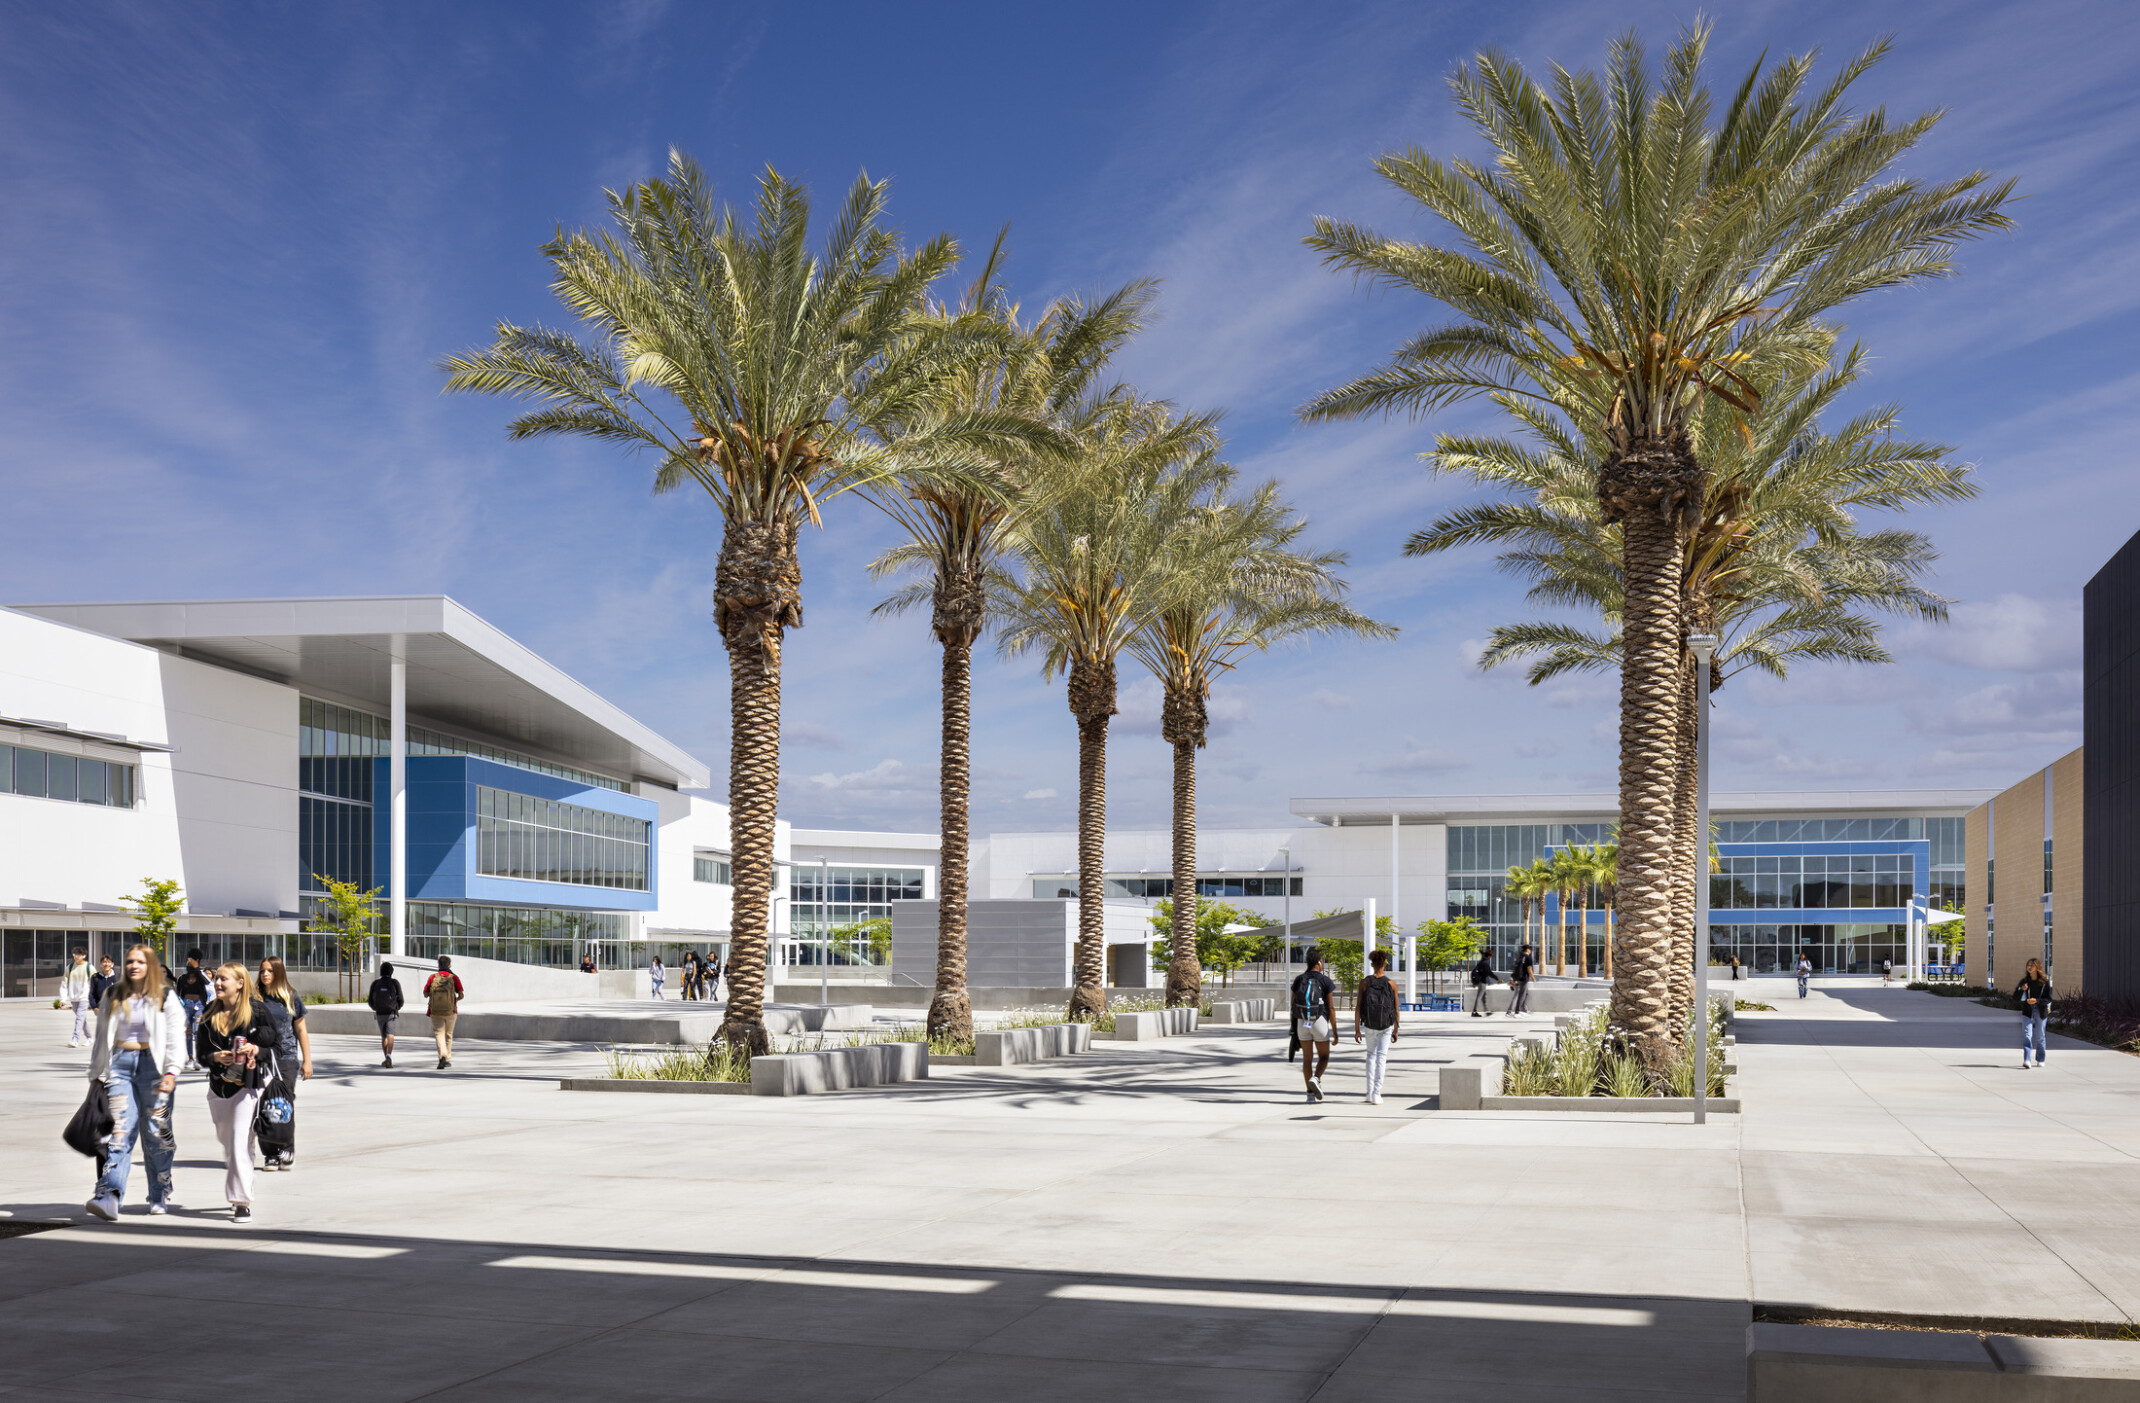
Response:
[367,961,405,1067]
[1468,952,1499,1017]
[1289,948,1339,1103]
[1354,949,1401,1104]
[1506,943,1535,1016]
[253,957,311,1170]
[424,957,464,1069]
[197,961,279,1222]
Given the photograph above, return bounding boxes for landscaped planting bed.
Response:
[1489,1003,1734,1109]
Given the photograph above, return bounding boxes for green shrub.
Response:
[1606,1053,1649,1098]
[1501,1044,1554,1096]
[602,1043,750,1082]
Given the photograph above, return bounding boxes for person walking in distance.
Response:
[1506,943,1535,1016]
[424,957,464,1069]
[1796,954,1813,999]
[63,948,93,1047]
[649,954,666,1000]
[1291,947,1338,1103]
[1354,949,1401,1105]
[1468,950,1499,1018]
[89,953,118,1013]
[2015,957,2053,1069]
[680,950,699,1001]
[197,962,277,1223]
[367,961,405,1067]
[175,951,211,1069]
[254,958,312,1170]
[84,944,186,1221]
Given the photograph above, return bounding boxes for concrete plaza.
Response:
[3,979,2136,1401]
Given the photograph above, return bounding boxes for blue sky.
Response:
[3,0,2135,833]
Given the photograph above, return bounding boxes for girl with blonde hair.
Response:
[255,956,312,1169]
[85,944,186,1221]
[2014,956,2053,1070]
[196,961,279,1221]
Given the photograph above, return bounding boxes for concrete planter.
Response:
[750,1042,928,1096]
[1480,1095,1741,1113]
[1747,1322,2140,1400]
[1209,999,1275,1023]
[1106,1007,1199,1041]
[976,1022,1091,1065]
[557,1078,750,1095]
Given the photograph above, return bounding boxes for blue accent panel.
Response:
[370,756,658,911]
[1712,909,1911,924]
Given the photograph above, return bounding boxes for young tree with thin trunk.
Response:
[1300,25,2010,1059]
[442,154,1029,1053]
[1126,485,1394,1006]
[870,237,1153,1043]
[991,403,1227,1021]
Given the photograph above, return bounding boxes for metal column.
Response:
[389,646,407,960]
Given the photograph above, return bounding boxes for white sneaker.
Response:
[86,1194,119,1222]
[147,1204,168,1216]
[1367,1096,1383,1105]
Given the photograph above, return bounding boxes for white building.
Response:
[1,598,784,998]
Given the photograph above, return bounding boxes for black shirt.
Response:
[89,971,117,1007]
[1511,952,1535,984]
[196,1007,282,1097]
[1291,970,1337,1022]
[175,966,211,1001]
[2014,975,2052,1014]
[1470,957,1498,986]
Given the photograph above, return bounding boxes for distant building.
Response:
[1965,750,2082,992]
[2085,528,2140,1002]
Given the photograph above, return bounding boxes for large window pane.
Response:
[76,758,107,805]
[45,753,77,801]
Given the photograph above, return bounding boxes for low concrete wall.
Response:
[1481,1095,1740,1113]
[750,1043,927,1096]
[306,1005,725,1043]
[1110,1007,1199,1041]
[1474,984,1612,1014]
[558,1078,750,1096]
[775,984,1152,1010]
[1747,1322,2140,1400]
[1210,999,1275,1023]
[975,1023,1091,1066]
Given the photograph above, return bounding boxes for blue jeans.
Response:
[2022,1011,2048,1063]
[95,1049,173,1206]
[181,999,205,1056]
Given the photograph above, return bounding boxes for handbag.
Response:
[253,1069,296,1156]
[63,1083,114,1158]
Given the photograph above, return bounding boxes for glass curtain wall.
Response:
[788,866,926,965]
[1445,824,1614,967]
[299,696,628,793]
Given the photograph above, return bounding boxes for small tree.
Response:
[123,878,184,961]
[827,917,893,967]
[310,874,383,1000]
[1148,899,1269,987]
[1420,916,1488,995]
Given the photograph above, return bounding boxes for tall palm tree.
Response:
[1127,485,1394,1006]
[1299,26,2011,1057]
[869,237,1154,1043]
[1549,846,1590,977]
[992,404,1228,1020]
[441,155,1025,1053]
[1593,840,1619,980]
[1511,858,1554,971]
[1503,862,1533,965]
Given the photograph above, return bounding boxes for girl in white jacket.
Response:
[85,945,186,1220]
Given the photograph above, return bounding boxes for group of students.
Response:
[648,950,722,1001]
[81,945,312,1224]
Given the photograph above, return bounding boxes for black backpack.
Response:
[1360,976,1397,1031]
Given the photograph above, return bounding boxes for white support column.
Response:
[389,647,407,959]
[1393,813,1416,1003]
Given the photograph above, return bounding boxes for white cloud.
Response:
[1310,689,1351,709]
[1357,737,1471,778]
[1022,788,1057,801]
[1905,595,2082,672]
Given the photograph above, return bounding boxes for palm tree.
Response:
[1593,840,1619,980]
[1550,846,1591,977]
[869,237,1154,1043]
[992,403,1228,1020]
[441,155,1024,1053]
[1510,858,1554,973]
[1299,26,2011,1058]
[1503,862,1532,965]
[1126,485,1394,1006]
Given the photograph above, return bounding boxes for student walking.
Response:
[2015,958,2053,1069]
[1468,952,1499,1017]
[706,954,723,1001]
[84,944,186,1221]
[175,952,211,1069]
[367,962,404,1067]
[197,962,278,1223]
[63,948,93,1046]
[1290,948,1338,1103]
[424,958,465,1069]
[1506,943,1535,1016]
[680,951,700,1001]
[89,954,118,1011]
[649,955,666,1000]
[1354,949,1401,1104]
[1796,955,1813,999]
[254,958,311,1170]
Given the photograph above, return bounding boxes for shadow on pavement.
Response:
[0,1219,1749,1402]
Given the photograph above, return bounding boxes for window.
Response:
[1030,874,1301,900]
[1708,853,1913,910]
[300,794,374,894]
[791,865,927,935]
[2044,839,2053,895]
[300,696,628,792]
[694,854,732,885]
[0,743,137,807]
[475,786,650,890]
[1713,817,1930,843]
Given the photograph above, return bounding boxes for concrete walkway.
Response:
[3,982,2134,1400]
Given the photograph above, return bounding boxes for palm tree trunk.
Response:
[1556,888,1568,976]
[1162,683,1206,1008]
[1577,888,1590,978]
[1600,429,1700,1063]
[1668,650,1700,1040]
[1066,656,1115,1021]
[928,607,976,1044]
[714,517,803,1056]
[1604,899,1615,979]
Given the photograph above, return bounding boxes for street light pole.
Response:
[1689,632,1719,1126]
[820,856,830,1008]
[1281,845,1292,990]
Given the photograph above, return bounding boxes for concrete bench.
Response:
[1208,999,1275,1023]
[975,1023,1091,1065]
[749,1042,926,1096]
[1110,1007,1199,1040]
[1748,1323,2140,1400]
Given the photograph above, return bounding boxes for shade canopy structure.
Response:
[14,596,708,791]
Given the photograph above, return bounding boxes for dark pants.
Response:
[1471,984,1492,1013]
[1509,981,1530,1014]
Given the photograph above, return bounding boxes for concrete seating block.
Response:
[1746,1323,1995,1402]
[1112,1010,1162,1040]
[750,1042,926,1096]
[1209,998,1275,1023]
[1439,1065,1483,1110]
[1986,1335,2140,1388]
[975,1023,1091,1066]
